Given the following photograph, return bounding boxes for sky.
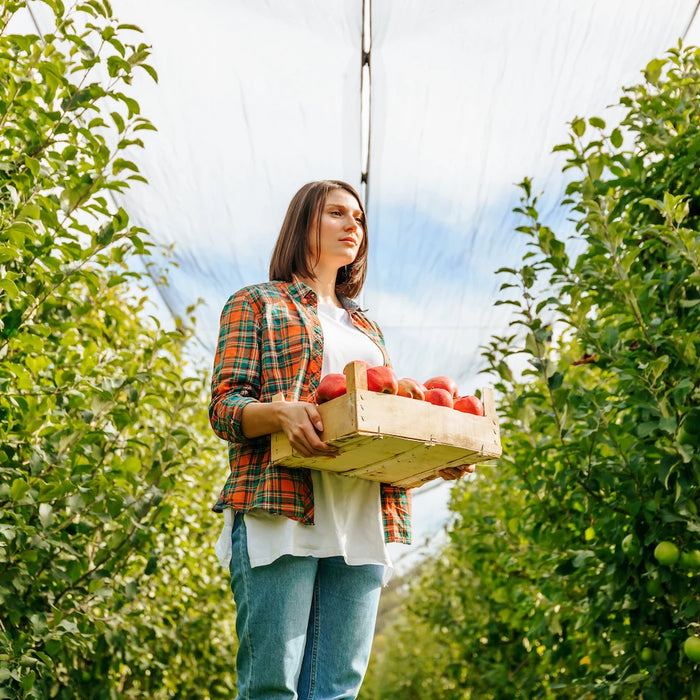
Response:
[99,0,698,387]
[20,0,700,572]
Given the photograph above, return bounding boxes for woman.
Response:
[209,180,471,699]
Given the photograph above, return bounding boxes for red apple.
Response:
[366,365,399,394]
[397,377,426,400]
[316,373,346,403]
[454,395,485,416]
[424,375,459,398]
[424,388,454,408]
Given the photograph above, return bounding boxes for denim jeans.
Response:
[229,512,384,700]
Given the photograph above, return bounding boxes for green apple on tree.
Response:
[679,550,700,570]
[640,647,655,664]
[645,575,663,597]
[653,541,680,566]
[683,636,700,663]
[621,533,639,557]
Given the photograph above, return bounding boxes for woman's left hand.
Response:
[438,464,475,481]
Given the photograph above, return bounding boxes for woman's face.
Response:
[308,188,365,272]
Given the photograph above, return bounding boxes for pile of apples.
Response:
[316,364,485,416]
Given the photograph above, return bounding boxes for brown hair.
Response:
[269,180,368,299]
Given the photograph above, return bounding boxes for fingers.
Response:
[438,465,475,481]
[290,424,338,458]
[304,403,325,434]
[280,403,339,458]
[438,467,461,480]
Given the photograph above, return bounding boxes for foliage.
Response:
[0,2,235,697]
[363,42,700,699]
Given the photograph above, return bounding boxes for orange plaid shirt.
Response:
[209,277,412,544]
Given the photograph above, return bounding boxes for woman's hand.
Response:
[276,401,339,458]
[438,464,475,481]
[242,400,339,458]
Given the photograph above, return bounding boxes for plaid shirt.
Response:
[209,277,412,544]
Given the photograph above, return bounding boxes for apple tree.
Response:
[363,43,700,699]
[0,2,236,697]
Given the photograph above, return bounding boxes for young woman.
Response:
[209,180,471,699]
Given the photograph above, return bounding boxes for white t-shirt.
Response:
[215,300,394,583]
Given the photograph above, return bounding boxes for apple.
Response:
[397,377,426,400]
[424,375,459,398]
[645,575,662,597]
[454,395,485,416]
[316,373,346,403]
[654,541,680,566]
[680,550,700,570]
[621,533,639,557]
[424,388,454,408]
[684,636,700,662]
[366,365,398,394]
[640,647,655,664]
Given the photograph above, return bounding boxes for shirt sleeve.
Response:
[209,288,262,444]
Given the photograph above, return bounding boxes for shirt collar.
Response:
[288,275,316,303]
[288,275,366,313]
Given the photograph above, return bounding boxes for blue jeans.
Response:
[229,513,384,700]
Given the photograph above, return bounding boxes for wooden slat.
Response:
[354,391,502,455]
[344,360,368,392]
[275,434,400,473]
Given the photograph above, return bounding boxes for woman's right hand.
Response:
[276,401,339,458]
[241,399,339,458]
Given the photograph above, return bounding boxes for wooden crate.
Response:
[270,361,502,489]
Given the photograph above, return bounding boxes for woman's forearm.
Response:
[241,401,284,438]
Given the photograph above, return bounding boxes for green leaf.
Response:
[21,670,36,691]
[38,504,54,528]
[122,456,141,473]
[10,479,30,502]
[144,554,158,575]
[127,48,150,67]
[610,128,623,148]
[112,158,139,175]
[116,23,144,32]
[133,121,158,132]
[110,110,125,133]
[602,325,619,350]
[96,221,114,245]
[571,118,586,137]
[0,245,21,263]
[24,155,41,177]
[139,63,158,83]
[649,355,670,381]
[644,58,665,84]
[5,221,34,245]
[548,372,563,390]
[107,55,131,77]
[640,197,662,212]
[0,277,20,299]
